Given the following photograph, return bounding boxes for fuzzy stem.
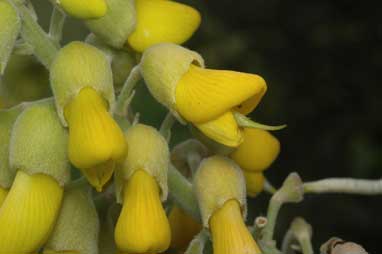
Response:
[234,112,287,131]
[18,4,58,69]
[263,198,282,242]
[48,7,66,45]
[304,178,382,195]
[168,164,201,222]
[264,178,277,194]
[114,65,141,117]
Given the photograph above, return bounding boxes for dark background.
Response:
[1,0,381,252]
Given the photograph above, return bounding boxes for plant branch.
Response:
[159,112,176,142]
[304,178,382,195]
[168,163,201,222]
[114,65,141,117]
[18,4,58,69]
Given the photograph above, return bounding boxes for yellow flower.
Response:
[0,171,63,253]
[230,128,280,172]
[243,171,265,197]
[115,170,171,253]
[85,0,201,52]
[210,199,261,254]
[169,205,202,251]
[64,87,127,191]
[127,0,201,52]
[141,44,267,148]
[58,0,107,19]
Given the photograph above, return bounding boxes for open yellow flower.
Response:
[230,128,280,172]
[0,171,63,253]
[64,87,127,191]
[115,170,171,253]
[210,199,261,254]
[86,0,200,52]
[141,44,267,148]
[193,156,261,254]
[114,124,171,254]
[58,0,107,19]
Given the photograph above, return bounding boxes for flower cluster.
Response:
[0,0,283,253]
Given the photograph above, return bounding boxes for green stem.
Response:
[168,164,201,222]
[264,178,277,194]
[304,178,382,195]
[114,65,141,117]
[262,198,282,242]
[18,4,58,69]
[49,7,66,45]
[159,112,176,142]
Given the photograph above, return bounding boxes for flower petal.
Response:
[176,64,267,123]
[242,171,265,197]
[0,171,63,253]
[128,0,201,52]
[195,111,243,147]
[115,170,171,253]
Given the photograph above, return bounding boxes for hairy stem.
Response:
[159,112,176,142]
[49,7,66,45]
[304,178,382,195]
[18,4,58,69]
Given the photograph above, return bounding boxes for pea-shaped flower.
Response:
[0,99,70,253]
[140,43,267,148]
[50,41,127,191]
[114,124,171,253]
[0,105,23,206]
[85,0,201,52]
[194,156,261,254]
[231,128,280,172]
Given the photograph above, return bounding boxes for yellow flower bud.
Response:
[0,170,63,253]
[85,0,200,52]
[64,87,127,191]
[115,170,171,253]
[169,205,202,251]
[0,0,21,74]
[57,0,107,19]
[230,128,280,172]
[140,44,267,147]
[243,171,265,197]
[50,41,115,126]
[210,199,261,254]
[193,155,246,227]
[43,185,99,254]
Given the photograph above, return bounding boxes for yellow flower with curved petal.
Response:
[230,128,280,172]
[115,170,171,253]
[141,44,267,148]
[0,187,8,206]
[243,171,265,197]
[0,171,63,253]
[210,199,261,254]
[128,0,201,52]
[58,0,107,19]
[64,87,127,191]
[169,205,202,251]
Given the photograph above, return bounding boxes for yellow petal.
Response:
[169,205,202,251]
[176,64,267,124]
[64,87,127,170]
[230,128,280,172]
[210,199,261,254]
[195,111,243,147]
[115,170,171,253]
[81,160,115,192]
[0,171,63,253]
[242,171,265,197]
[0,187,8,207]
[127,0,201,52]
[59,0,107,19]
